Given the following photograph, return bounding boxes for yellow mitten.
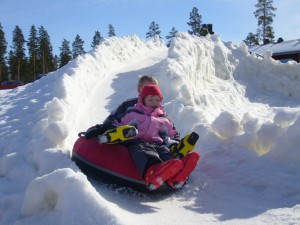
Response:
[98,125,138,144]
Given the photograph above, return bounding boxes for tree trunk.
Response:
[17,59,20,80]
[42,51,45,74]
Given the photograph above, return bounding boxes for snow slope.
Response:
[0,33,300,225]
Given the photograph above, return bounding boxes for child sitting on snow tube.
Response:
[100,84,200,191]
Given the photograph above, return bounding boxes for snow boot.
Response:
[144,159,183,191]
[169,132,199,158]
[98,125,138,144]
[167,152,200,189]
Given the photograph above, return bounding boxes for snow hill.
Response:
[0,32,300,225]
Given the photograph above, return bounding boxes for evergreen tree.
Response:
[146,21,161,39]
[108,24,116,37]
[59,39,72,67]
[243,32,259,46]
[53,55,59,70]
[0,22,8,81]
[11,25,27,81]
[8,50,17,80]
[91,31,104,48]
[72,34,85,58]
[27,25,39,80]
[264,25,275,41]
[187,7,202,36]
[166,27,178,47]
[38,26,55,74]
[254,0,277,43]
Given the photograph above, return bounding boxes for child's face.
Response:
[144,95,161,109]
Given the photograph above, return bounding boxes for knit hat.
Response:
[140,84,163,103]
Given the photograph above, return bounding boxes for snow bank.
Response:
[0,33,300,225]
[0,35,166,225]
[20,168,121,225]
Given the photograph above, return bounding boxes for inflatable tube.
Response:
[71,137,171,192]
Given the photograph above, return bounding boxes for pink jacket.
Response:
[116,103,178,144]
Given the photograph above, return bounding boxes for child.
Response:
[83,75,158,139]
[111,84,200,190]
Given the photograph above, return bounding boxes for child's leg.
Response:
[125,141,183,191]
[125,140,162,177]
[167,152,200,189]
[144,159,182,190]
[142,144,182,190]
[151,144,174,162]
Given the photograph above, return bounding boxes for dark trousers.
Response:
[124,140,174,178]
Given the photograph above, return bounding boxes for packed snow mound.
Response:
[0,33,299,225]
[20,168,121,225]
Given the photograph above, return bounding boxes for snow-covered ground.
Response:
[0,33,300,225]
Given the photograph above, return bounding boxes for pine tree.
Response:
[108,24,116,38]
[59,39,72,67]
[264,25,275,41]
[53,55,59,70]
[8,50,17,80]
[27,25,39,80]
[11,25,27,81]
[72,34,85,58]
[166,27,178,47]
[91,31,104,48]
[187,7,202,36]
[0,22,8,81]
[244,32,259,46]
[38,26,55,74]
[146,21,161,39]
[254,0,277,43]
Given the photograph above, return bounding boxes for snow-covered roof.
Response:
[249,39,300,56]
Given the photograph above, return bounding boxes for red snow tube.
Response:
[72,136,171,192]
[72,137,144,188]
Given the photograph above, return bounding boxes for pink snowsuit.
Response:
[116,102,178,144]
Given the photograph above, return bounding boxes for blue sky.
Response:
[1,0,299,55]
